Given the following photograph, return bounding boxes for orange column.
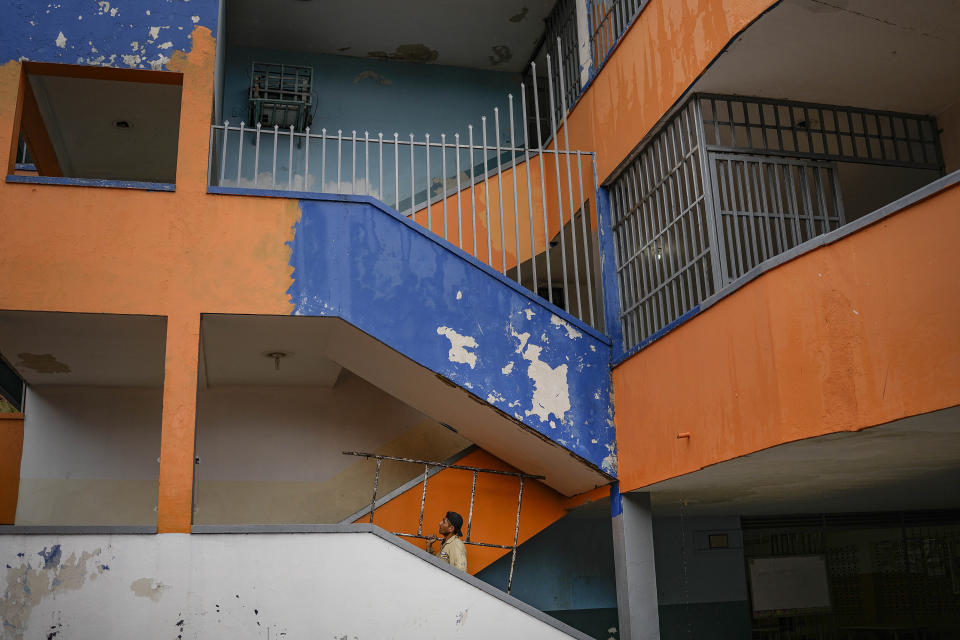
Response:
[157,314,201,533]
[0,412,25,524]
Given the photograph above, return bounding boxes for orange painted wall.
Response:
[354,449,568,575]
[0,413,24,524]
[613,182,960,492]
[0,30,299,532]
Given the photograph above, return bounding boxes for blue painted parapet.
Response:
[266,190,617,475]
[0,0,218,68]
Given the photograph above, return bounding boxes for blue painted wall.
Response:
[0,0,218,67]
[283,192,616,473]
[217,45,526,209]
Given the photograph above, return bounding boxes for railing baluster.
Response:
[532,62,553,305]
[321,128,327,191]
[557,37,583,319]
[272,124,278,187]
[509,94,521,286]
[364,131,370,197]
[337,129,343,194]
[287,125,294,190]
[254,122,261,186]
[417,464,429,536]
[521,88,538,291]
[394,132,400,211]
[469,125,478,256]
[455,133,463,249]
[506,476,525,595]
[378,132,384,201]
[220,120,229,187]
[236,121,245,186]
[410,133,416,221]
[426,133,432,231]
[369,458,382,524]
[482,117,492,265]
[547,52,571,312]
[441,133,448,242]
[352,130,357,194]
[494,108,506,274]
[304,127,310,191]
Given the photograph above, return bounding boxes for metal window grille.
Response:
[249,62,313,132]
[610,99,716,348]
[546,0,581,119]
[609,93,943,352]
[523,0,581,147]
[344,451,543,594]
[700,94,943,171]
[587,0,648,70]
[709,153,844,281]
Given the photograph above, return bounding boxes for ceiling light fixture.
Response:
[112,119,132,129]
[264,351,291,371]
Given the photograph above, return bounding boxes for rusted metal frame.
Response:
[342,452,545,479]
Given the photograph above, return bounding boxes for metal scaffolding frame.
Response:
[343,451,545,594]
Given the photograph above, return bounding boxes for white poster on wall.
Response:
[748,555,831,613]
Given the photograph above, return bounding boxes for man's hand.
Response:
[426,535,438,552]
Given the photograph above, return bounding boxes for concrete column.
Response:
[157,313,201,533]
[612,487,660,640]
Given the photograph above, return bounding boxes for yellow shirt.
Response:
[438,535,467,571]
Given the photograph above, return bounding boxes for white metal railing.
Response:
[209,39,603,329]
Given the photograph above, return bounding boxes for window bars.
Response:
[609,94,944,352]
[209,39,602,331]
[587,0,649,71]
[343,451,545,594]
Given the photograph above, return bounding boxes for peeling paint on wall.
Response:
[368,43,438,64]
[130,577,167,602]
[15,353,70,374]
[0,0,217,69]
[488,45,512,66]
[0,545,109,638]
[286,197,617,473]
[437,327,479,369]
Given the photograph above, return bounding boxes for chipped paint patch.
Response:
[353,70,393,86]
[0,547,106,636]
[521,344,570,424]
[523,309,535,320]
[550,315,582,339]
[486,391,505,404]
[130,577,167,602]
[456,290,463,300]
[437,327,478,369]
[16,353,70,374]
[501,362,514,375]
[55,32,66,48]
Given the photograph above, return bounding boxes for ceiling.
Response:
[200,314,343,387]
[200,314,611,495]
[692,0,960,116]
[643,405,960,517]
[0,310,167,387]
[29,73,181,182]
[226,0,555,73]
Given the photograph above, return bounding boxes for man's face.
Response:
[438,517,454,536]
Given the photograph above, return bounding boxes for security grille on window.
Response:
[609,93,944,352]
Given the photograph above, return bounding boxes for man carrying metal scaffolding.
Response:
[427,511,467,571]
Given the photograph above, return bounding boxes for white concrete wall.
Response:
[0,530,584,640]
[16,386,162,526]
[194,375,467,524]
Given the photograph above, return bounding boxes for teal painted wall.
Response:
[219,45,527,208]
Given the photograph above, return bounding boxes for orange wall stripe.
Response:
[0,413,25,524]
